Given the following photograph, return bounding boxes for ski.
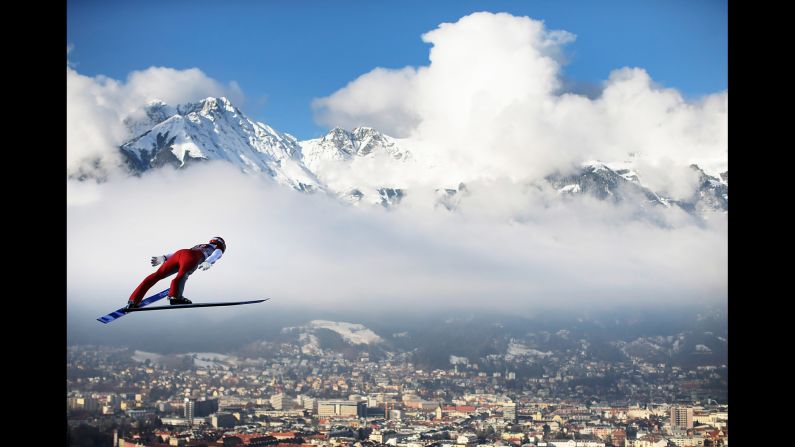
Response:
[123,299,269,312]
[96,289,170,324]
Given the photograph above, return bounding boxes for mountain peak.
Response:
[352,126,376,134]
[203,96,233,105]
[581,160,610,172]
[142,99,176,115]
[200,96,236,114]
[322,126,383,141]
[321,127,353,145]
[169,96,238,117]
[120,96,321,191]
[327,126,350,135]
[145,98,168,108]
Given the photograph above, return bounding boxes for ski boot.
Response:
[124,301,139,311]
[169,296,193,305]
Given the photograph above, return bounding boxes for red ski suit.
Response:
[128,248,206,305]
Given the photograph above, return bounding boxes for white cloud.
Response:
[66,62,244,179]
[122,67,244,109]
[67,163,727,322]
[312,67,421,137]
[633,158,702,201]
[312,12,727,195]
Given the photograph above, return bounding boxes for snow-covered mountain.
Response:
[299,126,413,206]
[300,126,411,171]
[669,165,728,214]
[121,97,321,192]
[546,161,728,213]
[279,320,385,357]
[548,161,666,206]
[283,320,384,346]
[117,97,727,215]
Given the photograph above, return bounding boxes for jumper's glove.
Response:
[199,261,213,271]
[151,255,166,266]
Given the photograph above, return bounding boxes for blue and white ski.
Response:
[96,289,169,324]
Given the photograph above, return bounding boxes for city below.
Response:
[67,336,728,447]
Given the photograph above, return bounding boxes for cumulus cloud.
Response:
[312,12,727,195]
[66,61,244,178]
[312,67,421,137]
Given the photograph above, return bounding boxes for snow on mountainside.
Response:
[117,97,727,215]
[547,161,667,207]
[669,165,728,214]
[305,320,384,345]
[121,97,321,192]
[546,161,728,214]
[299,127,413,206]
[506,341,552,359]
[131,350,163,363]
[131,350,237,369]
[300,127,411,170]
[283,320,384,347]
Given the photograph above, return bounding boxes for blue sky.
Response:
[67,0,727,140]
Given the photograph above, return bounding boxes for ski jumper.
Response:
[128,243,224,305]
